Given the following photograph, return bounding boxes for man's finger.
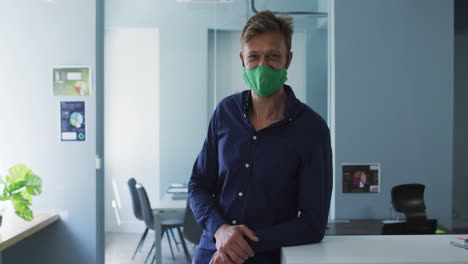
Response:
[239,225,260,242]
[226,247,244,264]
[221,251,235,264]
[210,252,220,264]
[232,241,251,260]
[235,237,254,257]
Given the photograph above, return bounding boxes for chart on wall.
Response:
[53,66,91,96]
[342,163,380,193]
[61,101,86,141]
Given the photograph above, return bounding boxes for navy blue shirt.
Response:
[188,85,333,263]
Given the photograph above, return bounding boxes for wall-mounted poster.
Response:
[61,101,85,141]
[53,66,91,96]
[342,163,380,193]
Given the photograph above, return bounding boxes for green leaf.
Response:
[19,190,32,204]
[8,164,30,181]
[12,192,31,205]
[1,164,40,222]
[25,173,42,196]
[4,180,26,193]
[12,200,33,221]
[5,175,13,184]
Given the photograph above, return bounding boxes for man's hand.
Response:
[209,251,232,264]
[213,224,260,264]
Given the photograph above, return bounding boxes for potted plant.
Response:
[0,164,42,225]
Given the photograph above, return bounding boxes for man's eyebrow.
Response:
[247,51,259,55]
[266,49,281,53]
[247,49,281,55]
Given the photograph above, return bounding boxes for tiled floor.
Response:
[106,232,195,264]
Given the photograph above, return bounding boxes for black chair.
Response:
[128,178,149,260]
[181,201,204,262]
[129,178,182,261]
[136,183,190,264]
[382,184,437,235]
[183,202,203,246]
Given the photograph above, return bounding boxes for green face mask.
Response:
[243,66,288,97]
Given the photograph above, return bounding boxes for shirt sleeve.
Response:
[249,121,333,252]
[188,106,226,240]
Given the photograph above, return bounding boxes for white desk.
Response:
[281,235,468,264]
[153,194,187,264]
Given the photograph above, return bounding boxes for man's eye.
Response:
[249,55,258,59]
[270,54,280,59]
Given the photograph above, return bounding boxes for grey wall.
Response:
[0,0,100,263]
[333,0,454,229]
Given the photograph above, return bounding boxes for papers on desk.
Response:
[169,183,188,188]
[167,187,188,193]
[167,183,188,200]
[381,219,405,224]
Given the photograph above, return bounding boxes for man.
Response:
[189,10,333,264]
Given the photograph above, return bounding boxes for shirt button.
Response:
[243,113,247,118]
[289,118,292,122]
[238,192,243,197]
[252,136,257,140]
[232,220,237,225]
[245,163,250,168]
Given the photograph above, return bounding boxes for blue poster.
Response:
[61,101,85,141]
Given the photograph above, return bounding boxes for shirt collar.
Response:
[242,85,299,121]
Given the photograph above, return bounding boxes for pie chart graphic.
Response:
[69,112,84,128]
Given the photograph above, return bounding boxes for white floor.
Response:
[106,232,196,264]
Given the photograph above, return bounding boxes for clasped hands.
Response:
[209,224,260,264]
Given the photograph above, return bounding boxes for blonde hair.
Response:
[240,10,294,52]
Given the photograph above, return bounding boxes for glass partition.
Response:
[104,1,329,262]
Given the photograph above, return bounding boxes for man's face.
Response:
[240,32,292,71]
[360,172,367,184]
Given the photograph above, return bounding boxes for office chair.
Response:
[136,183,190,264]
[181,201,204,262]
[183,202,203,245]
[127,178,148,260]
[382,183,437,235]
[128,179,180,261]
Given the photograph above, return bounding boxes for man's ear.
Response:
[285,51,293,69]
[239,51,245,67]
